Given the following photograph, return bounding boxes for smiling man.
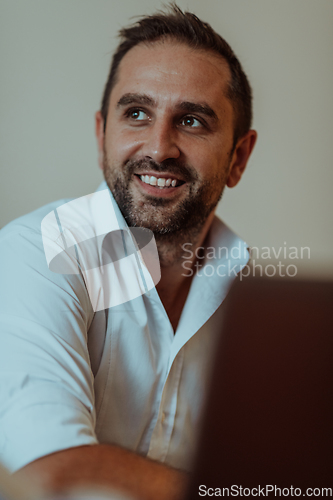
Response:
[0,5,256,500]
[96,32,256,332]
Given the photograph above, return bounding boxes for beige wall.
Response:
[1,0,332,276]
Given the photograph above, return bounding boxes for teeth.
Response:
[139,175,179,188]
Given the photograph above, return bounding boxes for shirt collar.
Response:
[168,216,250,364]
[94,181,249,304]
[93,182,250,349]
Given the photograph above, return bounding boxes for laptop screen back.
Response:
[187,277,333,497]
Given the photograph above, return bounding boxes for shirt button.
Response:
[161,412,166,423]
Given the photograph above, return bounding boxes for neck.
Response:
[154,211,215,332]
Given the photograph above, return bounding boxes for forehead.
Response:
[110,40,233,115]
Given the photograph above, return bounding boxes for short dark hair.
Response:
[100,3,253,144]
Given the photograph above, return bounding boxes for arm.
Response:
[15,444,189,500]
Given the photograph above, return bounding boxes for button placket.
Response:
[147,349,184,461]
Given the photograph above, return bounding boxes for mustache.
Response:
[125,158,197,183]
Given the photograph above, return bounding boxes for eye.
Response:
[180,115,202,128]
[126,108,148,121]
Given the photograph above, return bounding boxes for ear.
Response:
[95,111,105,171]
[226,130,257,188]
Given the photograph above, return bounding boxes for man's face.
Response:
[97,40,237,238]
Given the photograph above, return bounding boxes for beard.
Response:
[102,150,229,249]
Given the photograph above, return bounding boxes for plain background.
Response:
[1,0,332,276]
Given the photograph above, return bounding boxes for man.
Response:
[0,5,256,500]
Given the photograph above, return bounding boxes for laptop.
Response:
[186,276,333,497]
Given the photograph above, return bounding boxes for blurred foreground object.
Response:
[187,276,333,497]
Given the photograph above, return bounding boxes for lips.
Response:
[138,174,183,188]
[133,171,186,198]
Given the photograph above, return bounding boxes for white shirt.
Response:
[0,182,249,473]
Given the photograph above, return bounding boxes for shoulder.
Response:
[0,199,72,276]
[0,198,93,330]
[0,198,72,243]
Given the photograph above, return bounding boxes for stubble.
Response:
[103,151,229,265]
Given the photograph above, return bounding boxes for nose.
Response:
[141,119,180,163]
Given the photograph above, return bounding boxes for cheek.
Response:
[186,145,217,178]
[106,127,142,162]
[201,141,232,174]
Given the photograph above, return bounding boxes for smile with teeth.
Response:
[139,175,182,188]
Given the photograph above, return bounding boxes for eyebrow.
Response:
[117,93,157,108]
[116,93,218,122]
[176,101,218,122]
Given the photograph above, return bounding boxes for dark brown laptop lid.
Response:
[187,276,333,497]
